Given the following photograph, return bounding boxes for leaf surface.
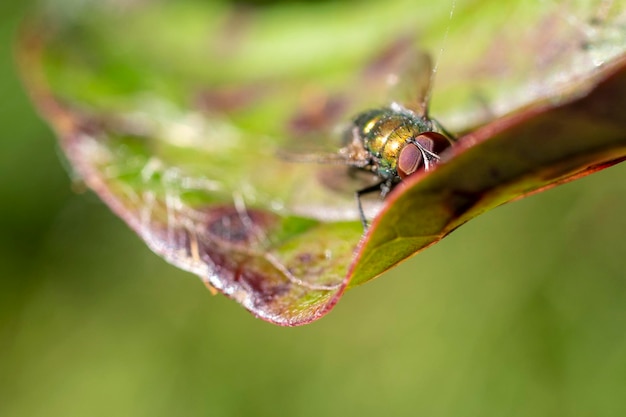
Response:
[19,0,626,324]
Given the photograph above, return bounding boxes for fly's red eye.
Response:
[415,131,451,154]
[398,143,423,179]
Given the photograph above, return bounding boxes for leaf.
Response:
[18,0,626,325]
[351,61,626,287]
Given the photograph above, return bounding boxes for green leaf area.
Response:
[19,0,626,325]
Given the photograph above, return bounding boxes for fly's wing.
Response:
[360,36,434,117]
[285,35,434,140]
[276,149,355,165]
[277,127,370,169]
[385,48,433,117]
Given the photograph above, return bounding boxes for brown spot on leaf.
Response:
[234,264,291,305]
[153,217,292,311]
[204,205,278,247]
[195,84,269,114]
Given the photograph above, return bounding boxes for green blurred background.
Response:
[2,1,626,416]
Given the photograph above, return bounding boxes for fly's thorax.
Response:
[351,109,387,144]
[362,112,423,175]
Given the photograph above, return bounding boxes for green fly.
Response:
[338,100,455,228]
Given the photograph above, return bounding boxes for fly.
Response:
[341,102,455,228]
[281,94,456,229]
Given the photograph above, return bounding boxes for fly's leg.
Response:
[355,180,388,230]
